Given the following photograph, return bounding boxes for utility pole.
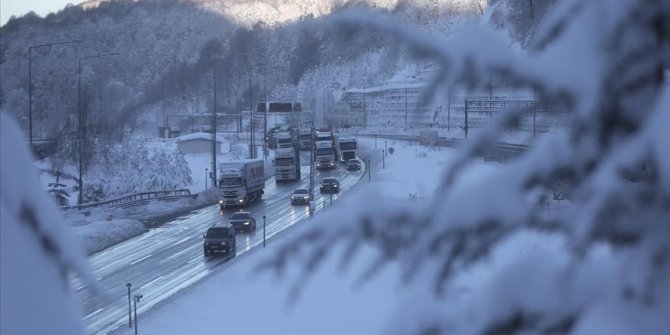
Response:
[211,55,218,186]
[28,40,82,147]
[78,52,119,205]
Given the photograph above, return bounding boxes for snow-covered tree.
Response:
[262,0,670,333]
[1,112,94,335]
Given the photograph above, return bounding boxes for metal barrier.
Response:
[62,189,197,211]
[358,133,528,161]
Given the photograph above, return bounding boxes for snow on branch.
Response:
[260,0,670,333]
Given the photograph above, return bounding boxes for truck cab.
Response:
[337,136,357,162]
[218,160,265,209]
[274,147,301,182]
[298,128,313,150]
[315,141,336,170]
[275,132,294,149]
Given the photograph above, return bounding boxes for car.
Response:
[291,188,311,205]
[346,159,361,171]
[228,211,256,233]
[319,177,340,193]
[203,224,236,256]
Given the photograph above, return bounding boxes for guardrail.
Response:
[358,133,528,161]
[62,189,197,211]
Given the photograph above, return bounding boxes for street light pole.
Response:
[126,283,132,328]
[78,52,119,205]
[28,40,82,147]
[133,294,142,334]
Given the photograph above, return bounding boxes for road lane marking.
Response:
[187,255,203,264]
[159,246,196,264]
[174,236,190,245]
[140,275,164,289]
[129,254,152,265]
[85,308,104,320]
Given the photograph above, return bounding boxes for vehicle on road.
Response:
[274,147,301,182]
[346,158,361,171]
[315,141,336,169]
[203,224,236,256]
[338,136,357,162]
[218,159,265,209]
[290,188,311,205]
[298,128,313,150]
[228,211,257,233]
[275,132,295,149]
[319,177,340,193]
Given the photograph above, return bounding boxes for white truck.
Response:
[274,147,301,182]
[275,132,295,149]
[298,128,313,150]
[337,136,357,162]
[217,159,265,209]
[314,141,336,170]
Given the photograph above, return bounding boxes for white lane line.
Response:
[159,247,195,264]
[174,236,190,245]
[75,284,86,291]
[85,308,104,320]
[140,275,164,289]
[187,255,203,264]
[129,254,152,265]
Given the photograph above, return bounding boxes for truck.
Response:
[297,128,313,150]
[337,136,357,162]
[314,129,337,160]
[314,141,336,170]
[275,132,295,149]
[274,147,301,182]
[217,159,265,209]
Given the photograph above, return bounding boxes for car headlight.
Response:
[303,196,309,199]
[220,242,226,245]
[243,221,249,225]
[238,198,244,203]
[219,200,224,204]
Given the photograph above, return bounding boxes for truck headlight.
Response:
[243,222,249,225]
[238,198,245,203]
[220,242,226,246]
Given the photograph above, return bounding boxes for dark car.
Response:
[346,159,361,171]
[320,177,340,193]
[228,211,256,233]
[291,188,311,205]
[203,224,236,256]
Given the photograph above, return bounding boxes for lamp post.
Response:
[238,53,254,159]
[78,52,119,205]
[263,215,266,248]
[28,40,83,147]
[133,294,142,334]
[211,55,218,186]
[205,168,208,190]
[126,283,132,328]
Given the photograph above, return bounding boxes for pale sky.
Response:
[0,0,78,26]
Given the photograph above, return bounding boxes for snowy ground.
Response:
[106,138,570,335]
